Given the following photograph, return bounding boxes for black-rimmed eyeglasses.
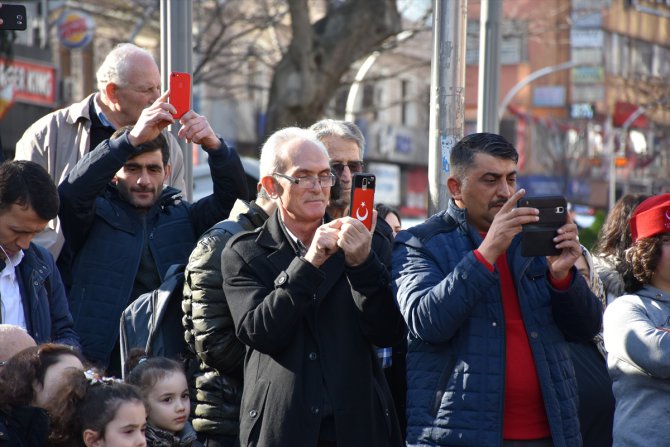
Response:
[273,173,336,189]
[330,161,364,176]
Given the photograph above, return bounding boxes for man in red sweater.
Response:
[393,132,602,446]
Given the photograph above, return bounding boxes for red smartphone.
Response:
[349,173,375,230]
[168,72,191,119]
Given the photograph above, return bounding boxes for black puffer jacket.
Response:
[182,199,270,438]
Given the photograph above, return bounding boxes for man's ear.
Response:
[163,163,171,183]
[105,82,120,104]
[447,176,462,200]
[260,176,280,199]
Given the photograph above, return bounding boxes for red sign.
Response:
[0,57,56,118]
[613,101,648,128]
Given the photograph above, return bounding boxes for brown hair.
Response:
[0,344,84,411]
[594,193,650,261]
[623,235,663,292]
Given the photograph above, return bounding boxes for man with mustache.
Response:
[58,93,247,375]
[393,133,603,446]
[16,43,186,260]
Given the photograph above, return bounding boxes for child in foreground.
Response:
[125,351,202,447]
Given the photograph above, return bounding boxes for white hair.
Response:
[309,119,365,157]
[96,43,155,92]
[259,127,329,178]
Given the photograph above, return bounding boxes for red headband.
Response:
[630,193,670,243]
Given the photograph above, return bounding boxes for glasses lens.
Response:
[331,161,364,175]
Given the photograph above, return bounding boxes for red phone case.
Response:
[169,72,191,119]
[350,174,375,230]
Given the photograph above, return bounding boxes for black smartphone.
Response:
[0,4,27,31]
[517,195,567,257]
[349,173,375,230]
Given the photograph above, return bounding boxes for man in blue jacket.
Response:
[392,133,602,447]
[0,161,79,349]
[59,91,247,374]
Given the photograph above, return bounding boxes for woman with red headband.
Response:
[603,193,670,447]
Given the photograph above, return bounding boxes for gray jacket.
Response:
[603,285,670,447]
[15,93,185,258]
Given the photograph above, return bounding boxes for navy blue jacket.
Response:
[392,200,602,447]
[59,131,247,367]
[16,243,79,347]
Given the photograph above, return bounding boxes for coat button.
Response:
[277,275,286,285]
[311,406,320,415]
[249,410,258,418]
[492,321,497,327]
[308,352,317,360]
[530,331,538,339]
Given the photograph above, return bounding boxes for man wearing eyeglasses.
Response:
[16,43,185,260]
[222,127,404,447]
[310,119,366,218]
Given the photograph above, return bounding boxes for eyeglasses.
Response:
[273,173,336,189]
[330,161,364,176]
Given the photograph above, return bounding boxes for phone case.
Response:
[518,196,567,257]
[169,72,191,119]
[0,5,27,30]
[350,173,375,230]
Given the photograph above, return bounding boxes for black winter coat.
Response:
[222,212,405,447]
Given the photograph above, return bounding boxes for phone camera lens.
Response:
[16,15,23,20]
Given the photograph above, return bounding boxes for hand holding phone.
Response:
[349,173,375,231]
[518,195,567,257]
[168,72,191,119]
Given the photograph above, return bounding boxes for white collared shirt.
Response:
[0,250,26,329]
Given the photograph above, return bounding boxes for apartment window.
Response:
[652,44,670,78]
[631,39,653,78]
[466,19,527,65]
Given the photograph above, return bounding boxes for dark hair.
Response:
[77,380,145,441]
[623,234,663,292]
[125,349,185,398]
[0,343,84,412]
[113,125,170,166]
[0,160,59,220]
[375,203,401,225]
[593,193,650,260]
[449,133,519,180]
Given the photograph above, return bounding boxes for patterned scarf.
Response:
[144,422,199,447]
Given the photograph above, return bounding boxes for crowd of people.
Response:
[0,41,668,447]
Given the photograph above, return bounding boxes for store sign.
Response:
[533,86,566,107]
[630,0,670,18]
[571,103,595,119]
[367,162,401,206]
[571,66,604,84]
[0,57,56,118]
[571,29,604,47]
[571,84,605,102]
[57,10,95,49]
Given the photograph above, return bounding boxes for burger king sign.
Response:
[57,10,95,49]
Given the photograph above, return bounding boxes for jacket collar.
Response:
[66,93,96,126]
[638,284,670,303]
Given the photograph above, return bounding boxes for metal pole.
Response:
[160,0,193,200]
[428,0,468,215]
[476,0,501,133]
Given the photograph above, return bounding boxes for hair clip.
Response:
[138,356,148,364]
[84,369,121,385]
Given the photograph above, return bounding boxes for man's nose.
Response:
[497,180,513,199]
[16,234,32,250]
[137,169,151,185]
